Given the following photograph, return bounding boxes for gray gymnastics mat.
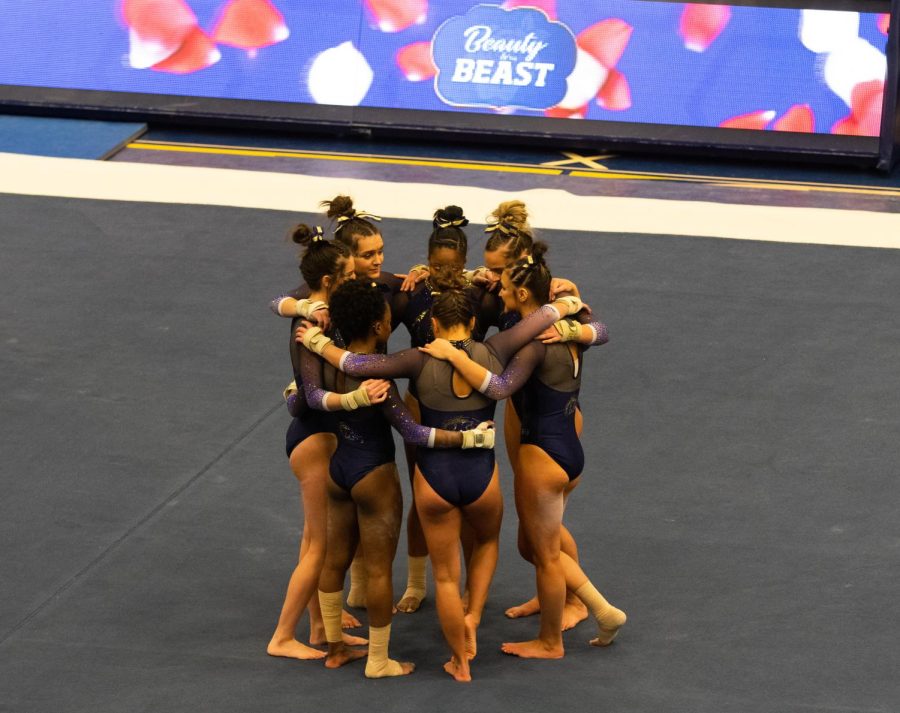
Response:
[1,193,898,713]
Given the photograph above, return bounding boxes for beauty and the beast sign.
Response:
[432,4,577,111]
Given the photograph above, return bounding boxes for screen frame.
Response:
[0,0,895,169]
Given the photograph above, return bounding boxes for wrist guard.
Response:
[461,425,495,449]
[339,385,371,411]
[282,380,298,401]
[553,319,582,342]
[554,295,583,316]
[301,326,333,354]
[295,299,327,318]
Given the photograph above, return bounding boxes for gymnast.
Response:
[271,196,405,339]
[272,196,409,609]
[267,224,371,660]
[420,244,627,658]
[296,279,583,681]
[300,279,495,677]
[470,200,592,629]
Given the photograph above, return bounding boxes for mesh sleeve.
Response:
[300,345,330,410]
[380,382,433,447]
[485,304,560,366]
[482,342,543,400]
[341,348,426,381]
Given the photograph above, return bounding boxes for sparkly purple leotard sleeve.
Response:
[481,342,544,401]
[484,304,562,366]
[380,382,435,447]
[299,346,331,410]
[340,348,427,381]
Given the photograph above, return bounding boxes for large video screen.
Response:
[0,1,890,137]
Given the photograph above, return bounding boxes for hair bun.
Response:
[529,241,549,265]
[433,205,469,229]
[322,195,355,220]
[289,223,315,246]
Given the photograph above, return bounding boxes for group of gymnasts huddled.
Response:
[264,195,626,682]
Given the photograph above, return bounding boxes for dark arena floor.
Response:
[1,124,900,713]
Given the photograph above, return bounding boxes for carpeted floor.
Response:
[1,193,898,713]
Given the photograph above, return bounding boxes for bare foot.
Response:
[501,639,564,659]
[309,631,368,647]
[325,645,368,669]
[464,613,478,660]
[562,597,588,631]
[590,607,627,647]
[395,589,425,613]
[342,609,362,628]
[505,596,540,619]
[266,637,327,660]
[443,657,471,683]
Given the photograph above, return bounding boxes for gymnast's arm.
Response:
[484,297,580,366]
[420,340,543,401]
[294,322,427,380]
[300,346,390,411]
[380,382,483,449]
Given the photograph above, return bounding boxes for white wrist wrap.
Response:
[282,380,298,401]
[427,428,436,448]
[301,326,332,354]
[554,319,582,342]
[339,385,371,411]
[477,371,493,394]
[461,426,495,449]
[555,295,583,316]
[295,299,327,318]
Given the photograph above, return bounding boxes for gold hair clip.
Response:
[335,210,382,232]
[485,220,517,236]
[311,226,325,242]
[526,255,534,265]
[437,218,467,228]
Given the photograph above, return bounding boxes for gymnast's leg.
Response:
[414,468,470,682]
[397,392,429,613]
[267,433,333,660]
[502,444,568,659]
[318,478,368,668]
[352,463,415,677]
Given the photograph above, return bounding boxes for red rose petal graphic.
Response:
[501,0,558,20]
[365,0,428,33]
[577,19,633,69]
[679,4,731,52]
[831,116,859,135]
[773,104,814,133]
[877,13,890,35]
[596,68,631,110]
[152,26,221,73]
[719,110,776,130]
[123,0,198,68]
[545,104,588,119]
[396,41,436,81]
[212,0,289,50]
[849,79,884,136]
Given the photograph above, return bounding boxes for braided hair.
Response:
[506,241,551,305]
[429,205,468,259]
[485,199,534,263]
[431,271,475,329]
[290,223,351,291]
[329,279,387,344]
[322,195,381,254]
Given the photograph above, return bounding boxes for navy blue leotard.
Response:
[483,318,609,480]
[338,304,566,505]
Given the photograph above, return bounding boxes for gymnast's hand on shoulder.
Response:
[418,338,460,362]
